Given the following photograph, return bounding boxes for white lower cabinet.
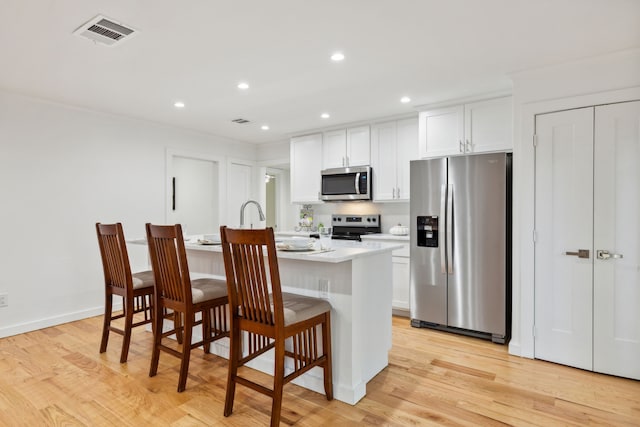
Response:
[392,252,410,313]
[361,236,410,315]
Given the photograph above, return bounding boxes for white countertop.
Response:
[129,237,402,264]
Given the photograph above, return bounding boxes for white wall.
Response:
[509,49,640,357]
[0,90,257,337]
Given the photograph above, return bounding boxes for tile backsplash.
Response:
[294,201,409,234]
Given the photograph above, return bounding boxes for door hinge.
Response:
[533,134,538,147]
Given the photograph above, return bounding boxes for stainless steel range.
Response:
[331,214,381,241]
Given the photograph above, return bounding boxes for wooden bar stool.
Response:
[146,223,229,392]
[219,226,333,426]
[96,222,154,363]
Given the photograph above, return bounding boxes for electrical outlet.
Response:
[0,293,7,307]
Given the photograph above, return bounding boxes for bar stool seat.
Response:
[132,271,155,289]
[280,292,332,326]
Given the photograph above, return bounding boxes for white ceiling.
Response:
[1,0,638,145]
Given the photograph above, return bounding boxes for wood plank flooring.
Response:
[0,315,638,426]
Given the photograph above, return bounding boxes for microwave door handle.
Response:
[355,172,361,194]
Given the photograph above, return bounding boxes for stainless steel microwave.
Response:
[320,166,371,201]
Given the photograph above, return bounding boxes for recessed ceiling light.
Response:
[321,113,330,119]
[261,125,270,130]
[174,101,185,108]
[330,52,345,62]
[237,82,249,90]
[400,96,411,104]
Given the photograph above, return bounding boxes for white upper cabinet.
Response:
[322,129,347,169]
[346,126,371,166]
[322,125,370,169]
[419,96,512,158]
[464,97,513,153]
[396,118,419,200]
[418,105,464,158]
[371,117,418,202]
[290,133,323,204]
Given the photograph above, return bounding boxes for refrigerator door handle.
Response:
[440,184,447,274]
[447,184,453,274]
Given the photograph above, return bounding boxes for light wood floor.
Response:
[1,315,638,426]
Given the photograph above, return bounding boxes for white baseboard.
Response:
[0,305,113,338]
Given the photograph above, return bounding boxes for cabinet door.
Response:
[346,125,370,166]
[290,133,322,203]
[371,121,397,201]
[395,117,418,201]
[322,129,347,169]
[392,255,410,311]
[418,106,464,158]
[464,96,512,153]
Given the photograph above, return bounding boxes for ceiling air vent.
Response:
[73,15,138,47]
[232,118,250,124]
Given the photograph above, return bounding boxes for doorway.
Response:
[534,100,640,380]
[265,171,276,228]
[262,166,290,231]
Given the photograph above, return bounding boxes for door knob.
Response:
[565,249,590,259]
[597,250,623,260]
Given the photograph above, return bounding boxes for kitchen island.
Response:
[132,237,401,405]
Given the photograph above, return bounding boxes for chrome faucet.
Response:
[240,200,266,229]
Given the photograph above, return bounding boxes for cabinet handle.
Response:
[397,187,400,199]
[459,140,464,153]
[392,188,395,199]
[466,139,471,151]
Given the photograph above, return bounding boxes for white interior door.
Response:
[227,162,253,228]
[593,101,640,380]
[168,156,219,236]
[534,107,594,370]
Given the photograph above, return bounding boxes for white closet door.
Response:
[169,156,219,235]
[227,162,252,228]
[593,100,640,380]
[534,107,594,370]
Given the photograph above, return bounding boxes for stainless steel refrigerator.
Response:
[409,152,511,343]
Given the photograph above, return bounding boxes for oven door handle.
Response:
[355,172,361,194]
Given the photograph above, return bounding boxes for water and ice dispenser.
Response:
[417,215,439,247]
